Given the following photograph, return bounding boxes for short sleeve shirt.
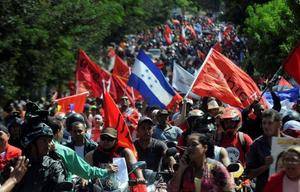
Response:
[134,138,167,171]
[152,124,183,143]
[246,135,271,192]
[220,132,253,165]
[168,158,235,192]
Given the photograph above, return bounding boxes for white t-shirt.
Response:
[283,175,300,192]
[74,145,85,159]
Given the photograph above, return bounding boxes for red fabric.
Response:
[172,19,180,25]
[278,77,292,88]
[220,133,253,165]
[164,24,172,45]
[284,43,300,84]
[107,48,116,58]
[91,128,101,143]
[122,108,140,134]
[76,49,111,97]
[264,171,285,192]
[166,92,182,112]
[0,144,22,171]
[213,42,222,53]
[111,75,136,105]
[112,55,130,81]
[192,49,267,109]
[103,92,137,157]
[56,92,88,113]
[185,25,196,38]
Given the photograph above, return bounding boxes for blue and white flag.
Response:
[263,87,299,112]
[128,50,182,109]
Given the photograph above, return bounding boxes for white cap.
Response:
[207,100,219,110]
[283,120,300,131]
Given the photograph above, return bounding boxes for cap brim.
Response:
[101,133,117,139]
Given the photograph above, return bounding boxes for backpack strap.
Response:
[238,132,247,155]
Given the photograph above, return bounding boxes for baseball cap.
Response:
[101,127,117,138]
[0,124,9,135]
[138,116,154,126]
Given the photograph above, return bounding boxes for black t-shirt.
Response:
[134,138,167,172]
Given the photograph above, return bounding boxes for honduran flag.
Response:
[128,50,182,110]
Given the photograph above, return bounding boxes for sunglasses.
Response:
[101,135,115,142]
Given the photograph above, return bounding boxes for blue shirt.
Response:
[152,124,183,143]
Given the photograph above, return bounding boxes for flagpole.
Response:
[102,79,106,92]
[185,48,214,98]
[259,65,283,99]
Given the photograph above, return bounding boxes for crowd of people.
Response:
[0,14,300,192]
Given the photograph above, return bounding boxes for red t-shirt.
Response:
[0,144,22,171]
[220,132,253,165]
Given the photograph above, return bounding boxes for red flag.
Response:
[164,24,172,45]
[103,92,137,157]
[112,55,130,81]
[76,49,111,97]
[212,42,222,53]
[56,92,88,113]
[284,44,300,84]
[185,24,196,38]
[191,49,267,108]
[111,75,136,105]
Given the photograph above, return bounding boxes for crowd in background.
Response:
[0,14,299,192]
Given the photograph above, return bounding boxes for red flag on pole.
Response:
[56,92,88,113]
[76,49,111,97]
[112,55,130,81]
[284,43,300,84]
[103,92,137,157]
[164,24,172,45]
[190,49,267,109]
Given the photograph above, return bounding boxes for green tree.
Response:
[244,0,300,75]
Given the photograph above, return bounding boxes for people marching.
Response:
[1,14,300,192]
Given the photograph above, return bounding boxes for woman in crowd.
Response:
[264,145,300,192]
[168,132,235,192]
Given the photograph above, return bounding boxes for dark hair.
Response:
[47,118,62,135]
[189,132,214,159]
[262,109,282,122]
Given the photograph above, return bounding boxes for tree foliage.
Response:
[0,0,187,103]
[244,0,300,75]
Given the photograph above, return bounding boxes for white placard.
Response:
[113,157,129,184]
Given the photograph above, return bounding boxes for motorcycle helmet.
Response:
[220,107,242,130]
[65,112,85,131]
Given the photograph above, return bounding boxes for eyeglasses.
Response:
[283,155,300,165]
[101,135,115,142]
